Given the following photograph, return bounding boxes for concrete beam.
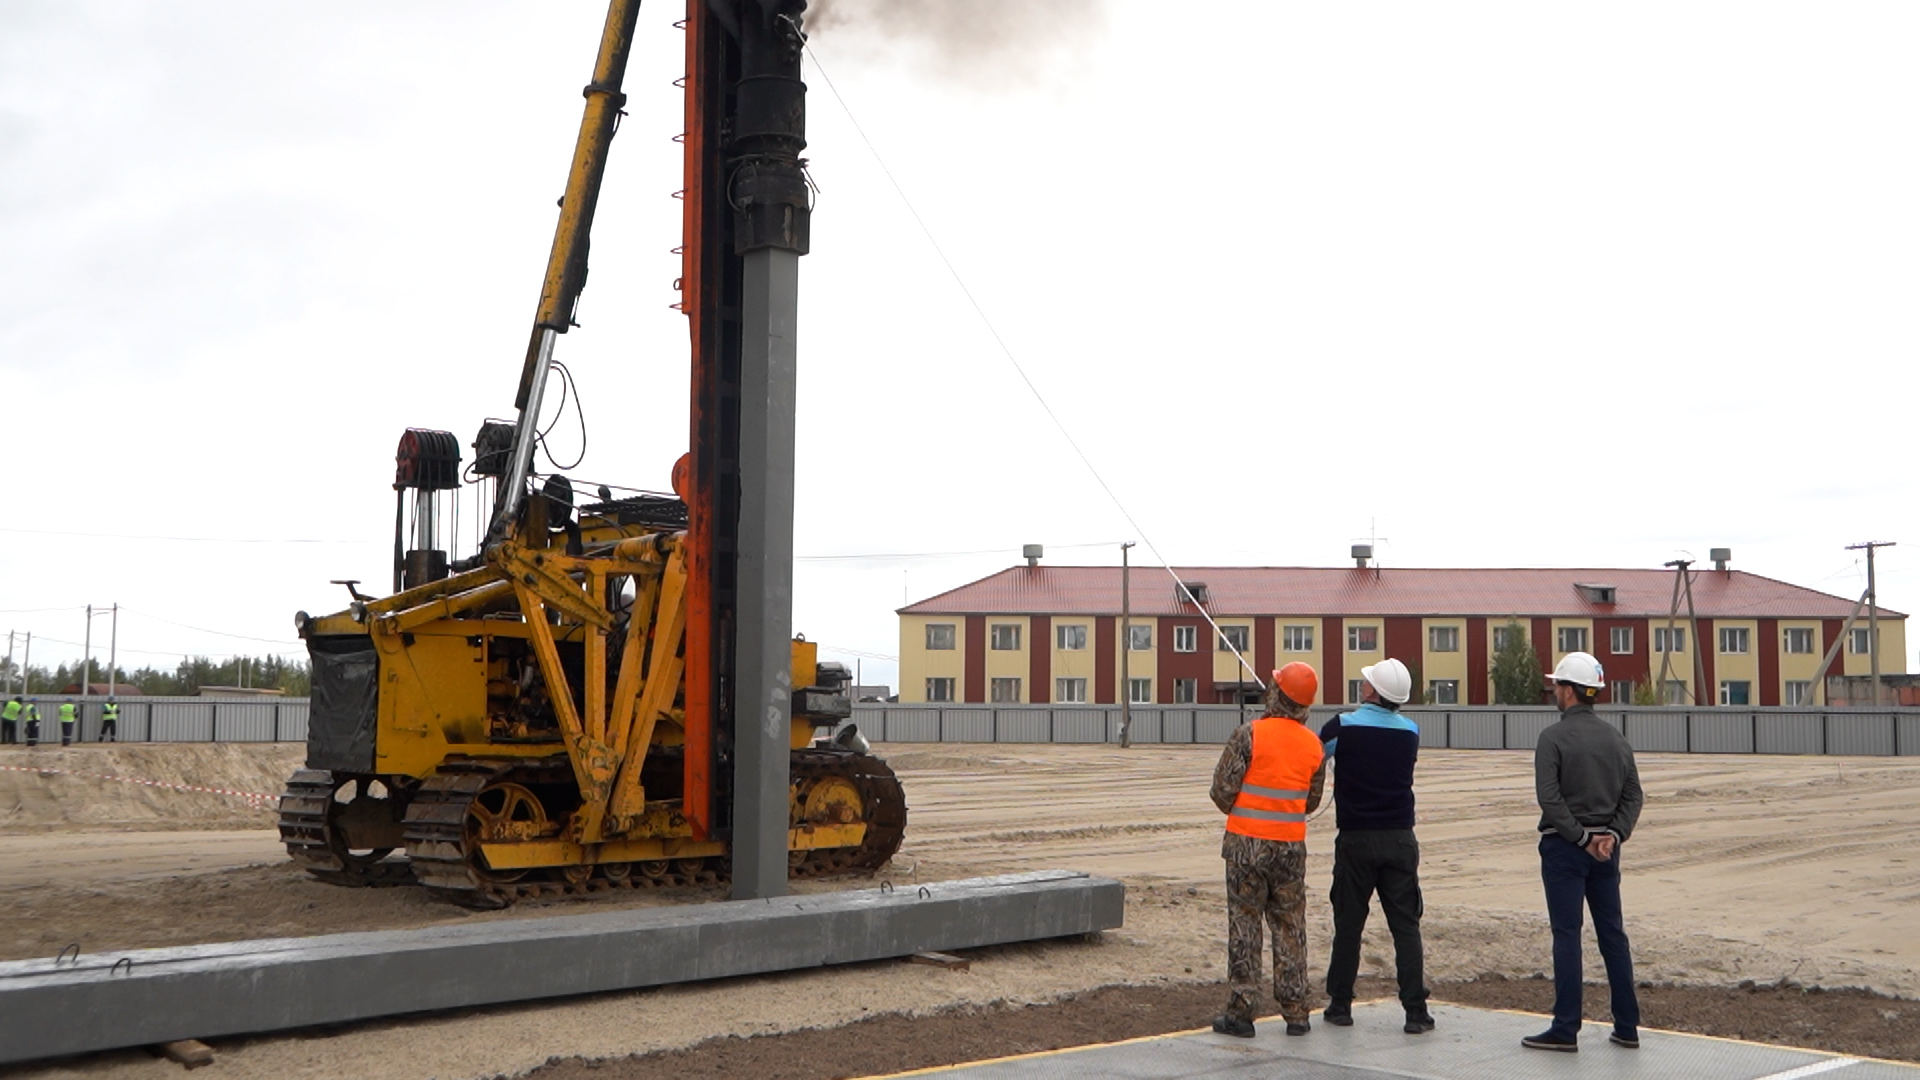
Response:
[0,870,1123,1066]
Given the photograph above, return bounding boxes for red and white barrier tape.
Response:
[0,763,277,810]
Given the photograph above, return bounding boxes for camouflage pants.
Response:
[1223,835,1309,1023]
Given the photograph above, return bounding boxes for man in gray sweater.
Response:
[1523,651,1643,1054]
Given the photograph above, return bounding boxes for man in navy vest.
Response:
[1318,657,1432,1033]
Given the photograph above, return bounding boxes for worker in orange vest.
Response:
[1210,661,1328,1038]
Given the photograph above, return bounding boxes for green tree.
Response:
[1630,674,1663,706]
[1490,619,1545,705]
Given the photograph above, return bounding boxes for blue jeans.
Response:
[1539,834,1639,1038]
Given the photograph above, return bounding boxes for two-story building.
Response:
[896,561,1905,708]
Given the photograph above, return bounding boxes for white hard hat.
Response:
[1548,651,1605,689]
[1361,658,1412,704]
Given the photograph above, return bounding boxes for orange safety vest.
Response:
[1225,715,1325,842]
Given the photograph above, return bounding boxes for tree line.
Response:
[0,654,311,697]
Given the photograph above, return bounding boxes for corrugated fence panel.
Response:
[1051,709,1107,744]
[1755,713,1822,755]
[147,701,215,742]
[883,708,940,743]
[939,709,994,743]
[1902,714,1920,757]
[1194,711,1238,745]
[1449,712,1504,749]
[1417,713,1450,748]
[1623,712,1688,753]
[1828,713,1897,756]
[1161,710,1195,744]
[1123,709,1164,745]
[1688,712,1755,754]
[1502,712,1554,750]
[995,710,1051,743]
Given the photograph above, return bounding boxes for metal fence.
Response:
[13,697,1915,756]
[849,704,1920,757]
[8,697,310,743]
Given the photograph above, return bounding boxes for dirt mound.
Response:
[0,743,304,830]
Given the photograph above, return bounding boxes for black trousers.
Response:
[1325,828,1428,1010]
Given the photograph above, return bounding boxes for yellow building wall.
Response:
[1645,617,1697,702]
[1777,620,1824,704]
[898,614,964,704]
[1271,618,1324,703]
[1711,619,1758,702]
[1343,620,1383,700]
[1119,617,1156,703]
[1484,618,1532,703]
[1421,619,1468,701]
[1548,618,1594,666]
[1843,618,1909,676]
[1213,619,1256,685]
[984,617,1030,702]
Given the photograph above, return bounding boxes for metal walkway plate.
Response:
[878,999,1920,1079]
[0,870,1122,1067]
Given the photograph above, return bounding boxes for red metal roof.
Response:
[899,566,1897,620]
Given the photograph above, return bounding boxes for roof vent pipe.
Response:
[1022,543,1044,568]
[1351,544,1373,568]
[1711,547,1732,572]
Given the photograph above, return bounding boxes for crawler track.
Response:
[277,768,416,887]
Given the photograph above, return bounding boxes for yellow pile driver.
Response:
[278,0,904,909]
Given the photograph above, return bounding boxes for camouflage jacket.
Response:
[1212,717,1327,861]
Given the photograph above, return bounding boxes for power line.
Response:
[797,540,1123,562]
[817,644,898,662]
[799,40,1262,686]
[120,608,302,646]
[0,526,374,545]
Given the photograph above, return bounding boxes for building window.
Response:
[1428,625,1460,653]
[1653,627,1685,653]
[1718,627,1750,654]
[1348,679,1366,703]
[1056,624,1087,651]
[1664,680,1688,705]
[1347,625,1379,652]
[1173,626,1197,652]
[1429,679,1459,705]
[1128,624,1152,651]
[1610,627,1634,655]
[925,624,956,651]
[1783,627,1814,655]
[925,677,954,702]
[1128,678,1152,704]
[1785,680,1814,706]
[1609,679,1634,704]
[1056,677,1088,703]
[1719,680,1751,706]
[1851,628,1874,655]
[1557,626,1589,654]
[1173,678,1197,704]
[1217,625,1250,653]
[1493,625,1522,651]
[990,677,1021,703]
[1282,625,1313,652]
[990,624,1021,651]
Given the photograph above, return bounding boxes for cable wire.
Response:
[799,40,1263,686]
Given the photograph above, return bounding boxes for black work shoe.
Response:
[1522,1030,1579,1052]
[1404,1011,1436,1034]
[1211,1014,1255,1039]
[1285,1020,1311,1036]
[1323,1004,1353,1027]
[1610,1030,1640,1049]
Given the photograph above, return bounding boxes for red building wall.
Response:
[1157,616,1210,704]
[1322,616,1344,705]
[1095,616,1116,705]
[1029,615,1051,704]
[1467,616,1489,705]
[1696,618,1716,704]
[1254,619,1275,687]
[1758,618,1780,706]
[1594,617,1647,703]
[1385,617,1423,693]
[964,616,985,703]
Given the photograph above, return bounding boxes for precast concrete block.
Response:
[0,869,1122,1066]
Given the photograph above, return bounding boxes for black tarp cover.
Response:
[307,639,380,773]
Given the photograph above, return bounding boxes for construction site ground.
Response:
[2,741,1917,1079]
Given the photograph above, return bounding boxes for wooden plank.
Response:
[157,1039,214,1069]
[908,951,971,972]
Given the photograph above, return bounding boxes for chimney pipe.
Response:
[1711,547,1732,573]
[1351,544,1373,569]
[1022,543,1044,568]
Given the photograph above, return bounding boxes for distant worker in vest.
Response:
[1317,656,1434,1034]
[1209,661,1327,1038]
[1523,651,1644,1053]
[23,697,41,746]
[1,695,21,743]
[58,699,77,745]
[100,697,120,743]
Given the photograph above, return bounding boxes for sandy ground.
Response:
[3,742,1918,1079]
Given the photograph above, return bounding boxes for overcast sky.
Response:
[3,1,1916,689]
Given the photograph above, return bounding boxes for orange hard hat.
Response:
[1273,662,1319,707]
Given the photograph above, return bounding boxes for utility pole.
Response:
[1846,542,1897,706]
[1682,567,1706,707]
[19,633,28,695]
[108,604,118,696]
[1119,542,1134,749]
[1659,560,1692,703]
[4,631,13,696]
[81,604,93,705]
